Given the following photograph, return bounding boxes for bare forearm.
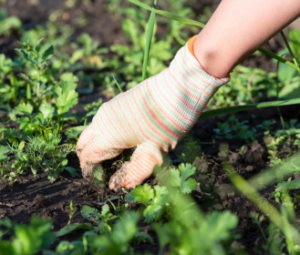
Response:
[194,0,300,78]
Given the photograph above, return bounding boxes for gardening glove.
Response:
[76,36,230,191]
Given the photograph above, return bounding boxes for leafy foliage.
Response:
[0,217,55,255]
[168,163,197,194]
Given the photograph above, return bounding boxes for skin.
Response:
[194,0,300,78]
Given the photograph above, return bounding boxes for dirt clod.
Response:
[33,194,49,208]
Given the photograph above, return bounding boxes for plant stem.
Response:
[258,47,297,69]
[26,83,31,99]
[142,0,157,81]
[280,30,300,74]
[36,69,41,99]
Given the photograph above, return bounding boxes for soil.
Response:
[1,0,300,254]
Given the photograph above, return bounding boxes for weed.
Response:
[214,115,257,143]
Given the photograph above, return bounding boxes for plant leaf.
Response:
[39,104,54,119]
[125,184,154,205]
[56,223,94,237]
[65,166,79,177]
[15,102,33,114]
[42,45,54,61]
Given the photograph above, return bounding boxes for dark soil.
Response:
[0,1,300,255]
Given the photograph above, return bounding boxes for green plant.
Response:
[6,141,29,177]
[15,39,54,100]
[88,211,140,255]
[0,216,55,255]
[42,135,75,183]
[168,163,197,194]
[214,115,257,142]
[0,9,22,36]
[81,204,118,230]
[125,184,169,223]
[257,120,274,135]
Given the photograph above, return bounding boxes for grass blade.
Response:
[199,98,300,120]
[129,0,205,28]
[280,30,300,73]
[111,74,123,93]
[222,159,284,230]
[258,47,297,69]
[129,0,296,69]
[142,0,157,81]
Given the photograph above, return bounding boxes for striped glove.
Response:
[76,36,230,191]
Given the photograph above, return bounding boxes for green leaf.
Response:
[168,164,197,194]
[276,178,300,192]
[35,38,43,53]
[56,223,94,237]
[81,205,100,223]
[279,78,300,99]
[18,141,25,151]
[42,45,54,61]
[93,179,106,189]
[101,204,110,216]
[0,146,9,155]
[181,178,197,194]
[60,72,78,82]
[153,185,169,205]
[15,102,33,114]
[278,64,297,82]
[201,211,238,242]
[290,29,300,59]
[70,50,84,64]
[92,165,105,181]
[125,184,154,205]
[39,104,54,119]
[168,169,181,188]
[143,204,165,223]
[65,167,79,177]
[142,0,157,80]
[55,82,78,114]
[178,163,196,181]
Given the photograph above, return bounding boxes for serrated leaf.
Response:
[153,185,169,205]
[203,211,238,241]
[168,164,197,194]
[56,82,78,114]
[168,168,181,188]
[39,104,54,119]
[15,102,33,114]
[178,163,196,181]
[125,184,154,205]
[181,178,197,194]
[143,204,165,223]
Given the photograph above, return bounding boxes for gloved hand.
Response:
[76,36,230,191]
